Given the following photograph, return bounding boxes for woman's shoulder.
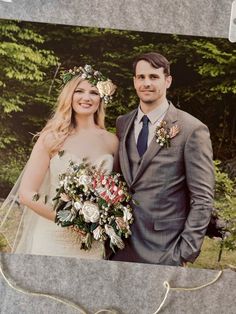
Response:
[35,131,56,153]
[101,129,118,142]
[100,129,119,153]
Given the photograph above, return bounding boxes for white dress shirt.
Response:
[134,100,170,146]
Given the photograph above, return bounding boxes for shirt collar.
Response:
[137,99,169,125]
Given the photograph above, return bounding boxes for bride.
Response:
[1,65,118,259]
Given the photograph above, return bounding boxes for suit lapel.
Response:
[119,109,138,186]
[131,102,178,186]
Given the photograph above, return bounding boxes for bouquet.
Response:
[53,160,133,252]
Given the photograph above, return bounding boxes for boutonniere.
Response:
[155,121,180,148]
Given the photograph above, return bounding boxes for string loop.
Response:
[0,261,226,314]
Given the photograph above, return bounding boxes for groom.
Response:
[107,52,214,266]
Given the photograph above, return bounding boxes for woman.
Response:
[3,65,118,259]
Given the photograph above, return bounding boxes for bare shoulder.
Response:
[34,131,55,154]
[101,129,119,154]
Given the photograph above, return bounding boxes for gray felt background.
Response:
[0,0,234,38]
[0,1,235,313]
[1,253,236,314]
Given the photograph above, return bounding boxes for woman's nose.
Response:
[80,92,91,101]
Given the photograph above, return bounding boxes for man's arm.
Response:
[179,123,215,263]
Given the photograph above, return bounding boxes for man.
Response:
[107,52,214,266]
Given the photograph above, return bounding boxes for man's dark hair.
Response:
[133,52,170,76]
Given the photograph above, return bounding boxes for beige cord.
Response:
[152,269,223,314]
[0,260,227,314]
[0,263,117,314]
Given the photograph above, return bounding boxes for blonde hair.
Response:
[38,75,105,156]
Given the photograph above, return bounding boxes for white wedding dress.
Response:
[13,151,114,259]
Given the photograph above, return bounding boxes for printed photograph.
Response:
[0,18,235,269]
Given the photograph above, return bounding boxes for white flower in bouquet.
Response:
[93,225,103,240]
[74,201,83,211]
[94,186,106,195]
[78,175,92,186]
[81,201,100,223]
[63,178,68,190]
[105,224,125,249]
[118,190,124,196]
[123,207,133,222]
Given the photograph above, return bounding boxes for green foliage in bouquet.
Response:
[214,160,236,251]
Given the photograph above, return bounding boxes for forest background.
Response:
[0,19,235,266]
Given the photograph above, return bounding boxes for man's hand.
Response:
[180,257,188,267]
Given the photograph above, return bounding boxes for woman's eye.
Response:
[74,90,82,93]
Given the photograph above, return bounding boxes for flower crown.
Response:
[60,64,116,105]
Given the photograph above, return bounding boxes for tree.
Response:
[0,20,59,194]
[214,160,236,253]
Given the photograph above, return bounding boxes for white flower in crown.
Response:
[96,80,116,98]
[81,201,100,223]
[84,64,93,73]
[60,64,116,106]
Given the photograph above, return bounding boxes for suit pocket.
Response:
[151,217,186,251]
[154,217,186,231]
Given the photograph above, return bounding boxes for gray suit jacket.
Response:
[107,102,214,266]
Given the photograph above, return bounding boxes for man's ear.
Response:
[133,76,137,88]
[166,75,172,89]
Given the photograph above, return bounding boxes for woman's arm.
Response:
[19,134,56,221]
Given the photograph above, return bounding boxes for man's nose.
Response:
[143,78,151,87]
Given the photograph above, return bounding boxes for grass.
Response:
[0,199,23,252]
[190,236,236,270]
[0,234,9,252]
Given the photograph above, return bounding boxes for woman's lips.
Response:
[79,103,92,108]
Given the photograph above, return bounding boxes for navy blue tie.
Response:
[137,115,149,157]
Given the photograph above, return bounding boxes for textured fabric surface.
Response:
[0,1,234,313]
[0,0,232,38]
[1,253,236,314]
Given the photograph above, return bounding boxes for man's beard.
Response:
[140,97,156,105]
